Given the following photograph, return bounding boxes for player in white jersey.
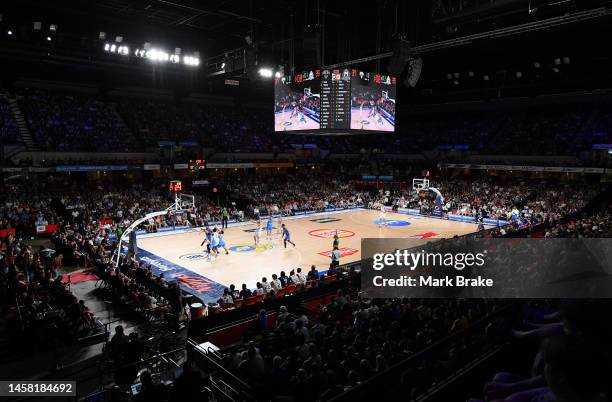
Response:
[378,205,387,227]
[253,222,262,246]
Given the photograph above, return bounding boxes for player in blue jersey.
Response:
[281,224,296,248]
[218,230,229,255]
[266,216,273,241]
[298,108,307,125]
[210,228,220,257]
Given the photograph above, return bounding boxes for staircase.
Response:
[8,98,38,151]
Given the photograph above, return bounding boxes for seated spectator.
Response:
[135,370,167,402]
[270,274,282,290]
[239,284,252,299]
[307,265,319,281]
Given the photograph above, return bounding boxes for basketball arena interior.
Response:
[0,0,611,401]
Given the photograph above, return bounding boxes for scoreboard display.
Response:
[189,159,206,171]
[274,68,396,133]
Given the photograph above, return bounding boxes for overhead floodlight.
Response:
[258,67,273,78]
[562,56,570,64]
[99,31,106,40]
[104,43,110,51]
[143,42,151,50]
[554,58,561,65]
[46,36,52,41]
[110,44,116,52]
[116,36,123,43]
[274,71,282,78]
[221,62,226,69]
[33,22,42,30]
[183,55,200,66]
[49,24,57,32]
[170,54,180,63]
[7,30,13,36]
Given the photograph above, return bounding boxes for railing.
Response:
[186,339,257,401]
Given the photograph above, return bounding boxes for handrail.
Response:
[186,338,256,400]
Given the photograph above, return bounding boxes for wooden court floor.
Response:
[137,210,480,290]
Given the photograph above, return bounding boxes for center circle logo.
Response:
[373,219,411,227]
[308,229,355,238]
[361,120,371,125]
[283,121,292,126]
[228,243,273,253]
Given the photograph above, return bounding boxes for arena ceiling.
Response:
[1,0,612,102]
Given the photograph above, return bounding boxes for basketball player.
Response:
[218,230,229,255]
[276,215,284,242]
[266,216,273,241]
[210,228,219,257]
[368,100,377,118]
[200,225,212,254]
[254,222,262,246]
[379,205,387,228]
[281,224,296,248]
[298,108,307,125]
[290,102,298,118]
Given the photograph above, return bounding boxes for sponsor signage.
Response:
[309,229,355,238]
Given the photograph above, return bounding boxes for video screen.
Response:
[350,71,396,131]
[274,71,321,131]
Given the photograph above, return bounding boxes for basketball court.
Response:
[274,110,320,131]
[135,209,485,303]
[350,107,395,131]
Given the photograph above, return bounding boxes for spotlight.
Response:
[483,75,489,81]
[110,44,116,52]
[49,24,57,32]
[453,72,460,78]
[516,71,522,78]
[554,58,561,65]
[258,67,273,78]
[274,71,282,78]
[99,32,106,40]
[7,30,12,36]
[183,55,200,66]
[33,22,42,30]
[534,62,541,68]
[116,36,123,43]
[468,71,474,77]
[170,54,180,63]
[552,67,560,73]
[221,62,226,69]
[446,73,452,80]
[104,43,110,51]
[46,36,52,41]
